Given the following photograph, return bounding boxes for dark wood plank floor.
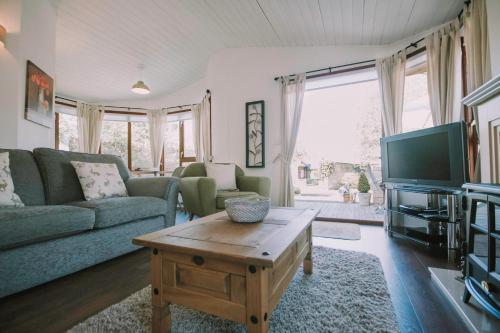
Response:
[0,225,467,333]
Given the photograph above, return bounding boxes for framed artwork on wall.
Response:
[25,60,54,128]
[246,100,265,168]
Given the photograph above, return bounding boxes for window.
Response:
[402,53,433,132]
[164,121,180,172]
[55,103,197,172]
[163,112,196,172]
[292,66,385,211]
[101,120,128,164]
[131,122,152,169]
[180,119,196,166]
[57,112,78,151]
[299,67,382,166]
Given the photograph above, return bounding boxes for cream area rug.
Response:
[312,221,361,240]
[68,247,398,333]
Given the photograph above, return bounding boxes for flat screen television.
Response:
[381,122,469,189]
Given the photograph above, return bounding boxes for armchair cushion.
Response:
[205,163,237,190]
[181,162,244,178]
[216,190,258,209]
[180,162,271,218]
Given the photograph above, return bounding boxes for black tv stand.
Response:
[384,183,464,253]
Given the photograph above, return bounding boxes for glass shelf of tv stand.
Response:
[385,207,458,224]
[386,209,458,247]
[388,224,447,247]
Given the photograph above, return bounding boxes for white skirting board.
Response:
[429,267,500,333]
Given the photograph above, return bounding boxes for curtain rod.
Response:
[55,89,210,112]
[273,38,425,81]
[273,0,467,82]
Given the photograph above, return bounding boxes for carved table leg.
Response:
[152,304,171,333]
[303,225,313,274]
[151,249,172,333]
[246,265,269,333]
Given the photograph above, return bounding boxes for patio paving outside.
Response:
[292,166,385,223]
[295,200,384,223]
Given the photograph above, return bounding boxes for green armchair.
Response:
[179,163,271,219]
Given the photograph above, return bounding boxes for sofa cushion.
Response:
[0,205,95,250]
[71,161,128,200]
[33,148,130,205]
[69,196,167,229]
[0,152,24,207]
[0,149,45,206]
[216,190,258,209]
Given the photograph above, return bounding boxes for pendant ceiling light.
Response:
[131,64,150,95]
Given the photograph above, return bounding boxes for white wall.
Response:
[487,0,500,76]
[0,0,56,150]
[206,45,405,203]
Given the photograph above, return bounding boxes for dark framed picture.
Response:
[246,100,265,168]
[25,60,54,128]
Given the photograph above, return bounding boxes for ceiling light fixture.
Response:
[131,80,151,95]
[131,64,150,95]
[0,24,6,48]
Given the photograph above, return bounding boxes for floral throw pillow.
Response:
[71,161,128,201]
[0,152,25,207]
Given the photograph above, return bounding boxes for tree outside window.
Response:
[101,120,128,165]
[58,113,78,152]
[131,122,152,170]
[164,121,180,172]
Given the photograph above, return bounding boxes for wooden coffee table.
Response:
[133,207,318,333]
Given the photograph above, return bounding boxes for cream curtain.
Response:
[376,51,406,136]
[464,0,491,181]
[464,0,491,94]
[278,74,306,207]
[76,102,105,154]
[425,19,462,126]
[200,94,212,162]
[192,103,203,162]
[146,110,168,170]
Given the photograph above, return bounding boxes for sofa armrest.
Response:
[179,177,217,217]
[126,176,179,227]
[237,176,271,197]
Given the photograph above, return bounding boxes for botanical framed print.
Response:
[246,100,265,168]
[25,60,54,128]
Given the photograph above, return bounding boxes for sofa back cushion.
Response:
[181,162,244,178]
[33,148,130,204]
[71,161,128,200]
[0,149,46,206]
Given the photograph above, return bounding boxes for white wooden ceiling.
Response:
[51,0,463,102]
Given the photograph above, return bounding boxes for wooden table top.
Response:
[133,207,318,267]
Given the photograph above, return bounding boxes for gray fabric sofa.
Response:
[0,148,179,297]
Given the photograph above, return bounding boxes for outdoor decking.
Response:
[295,200,384,223]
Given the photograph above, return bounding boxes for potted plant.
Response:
[357,172,371,206]
[338,183,351,203]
